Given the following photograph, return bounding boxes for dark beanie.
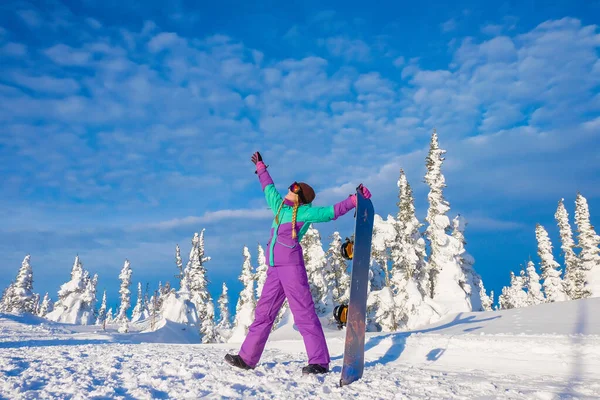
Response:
[299,182,315,204]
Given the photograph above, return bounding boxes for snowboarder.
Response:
[225,151,371,375]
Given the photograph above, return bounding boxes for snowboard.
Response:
[339,189,374,387]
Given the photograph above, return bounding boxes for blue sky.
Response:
[1,0,599,313]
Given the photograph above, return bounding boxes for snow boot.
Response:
[224,354,254,370]
[302,364,328,375]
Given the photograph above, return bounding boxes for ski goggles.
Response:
[289,182,308,204]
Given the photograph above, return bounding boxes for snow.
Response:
[2,298,600,399]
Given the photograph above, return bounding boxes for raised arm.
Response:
[253,152,283,213]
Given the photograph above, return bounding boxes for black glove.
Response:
[251,151,263,165]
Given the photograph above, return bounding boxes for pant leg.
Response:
[239,266,286,367]
[278,264,330,369]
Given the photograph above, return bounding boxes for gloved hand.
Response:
[350,184,371,206]
[251,151,263,165]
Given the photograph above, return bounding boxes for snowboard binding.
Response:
[333,304,348,329]
[341,237,354,260]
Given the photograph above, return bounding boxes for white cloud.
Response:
[441,18,457,33]
[147,32,182,52]
[319,36,370,62]
[10,73,80,95]
[481,23,503,36]
[132,208,273,230]
[44,44,90,65]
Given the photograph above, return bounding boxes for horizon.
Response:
[1,0,599,316]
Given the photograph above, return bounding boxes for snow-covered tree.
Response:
[106,308,114,324]
[0,255,36,314]
[423,131,471,313]
[38,293,53,317]
[255,244,268,299]
[186,230,215,341]
[366,286,396,332]
[46,256,96,324]
[229,246,256,342]
[498,270,528,309]
[371,215,395,290]
[391,169,428,297]
[216,282,232,342]
[96,291,107,326]
[525,261,545,306]
[575,193,600,297]
[131,282,147,323]
[176,244,186,290]
[480,288,493,311]
[301,226,333,316]
[555,199,580,299]
[536,224,567,302]
[116,259,132,329]
[201,300,218,344]
[452,215,487,311]
[325,232,350,308]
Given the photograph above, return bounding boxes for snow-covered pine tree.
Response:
[555,199,580,299]
[392,169,428,297]
[0,283,14,313]
[452,215,487,311]
[96,290,107,326]
[574,193,600,297]
[116,259,132,330]
[229,246,256,342]
[423,131,471,313]
[32,293,41,315]
[1,255,37,314]
[216,282,232,342]
[480,288,493,311]
[187,230,216,341]
[80,273,98,324]
[255,244,268,300]
[324,232,350,307]
[301,226,332,316]
[176,244,184,289]
[525,260,545,306]
[536,224,567,302]
[38,292,53,317]
[106,307,114,324]
[498,270,528,309]
[46,256,94,324]
[366,286,396,332]
[131,282,145,323]
[371,215,395,290]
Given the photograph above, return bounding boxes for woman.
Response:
[225,151,371,375]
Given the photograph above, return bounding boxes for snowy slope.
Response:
[1,299,600,399]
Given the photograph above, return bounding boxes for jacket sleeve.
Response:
[303,196,355,223]
[257,166,283,214]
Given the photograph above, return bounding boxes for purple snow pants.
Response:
[239,263,330,369]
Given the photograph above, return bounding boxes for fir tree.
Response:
[46,256,88,324]
[201,300,218,344]
[367,286,397,332]
[229,246,256,342]
[3,255,37,314]
[116,259,132,328]
[498,270,528,309]
[301,226,332,316]
[106,307,114,324]
[38,292,53,317]
[574,193,600,297]
[391,169,428,298]
[371,215,394,290]
[255,244,268,300]
[186,230,215,341]
[96,290,107,326]
[81,273,98,324]
[423,131,471,312]
[452,215,488,311]
[555,199,580,299]
[480,287,493,311]
[525,261,545,306]
[536,224,567,302]
[325,232,350,306]
[176,244,185,290]
[131,282,145,323]
[216,282,232,342]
